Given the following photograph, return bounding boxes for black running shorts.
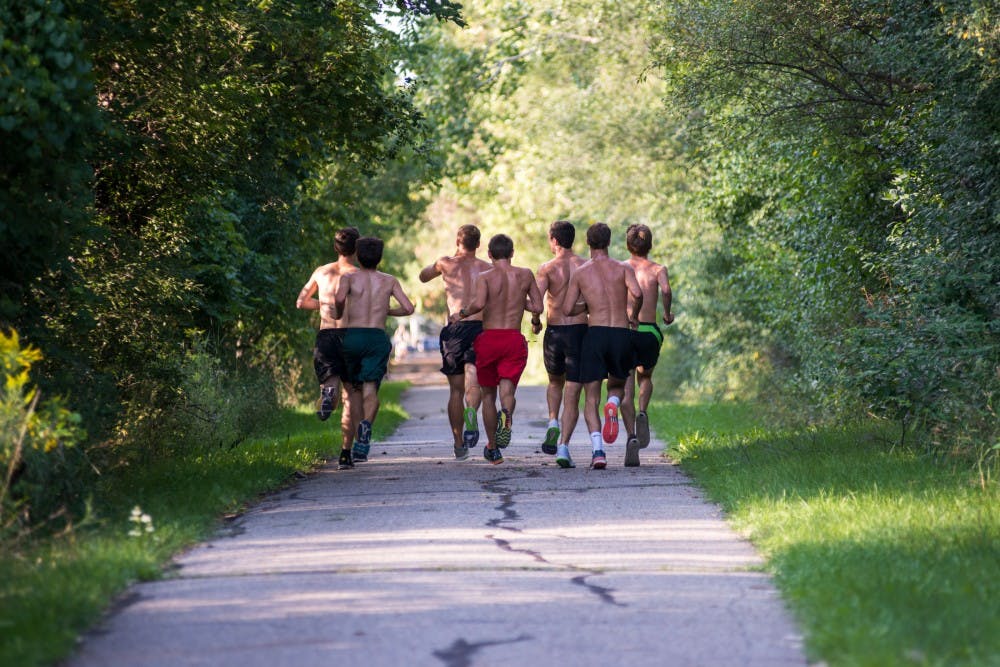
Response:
[313,328,346,384]
[542,323,587,383]
[439,320,483,376]
[578,326,636,383]
[633,322,664,370]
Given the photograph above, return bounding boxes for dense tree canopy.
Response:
[1,0,996,529]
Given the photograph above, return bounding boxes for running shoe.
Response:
[624,434,640,467]
[636,411,650,448]
[454,445,469,461]
[496,408,512,448]
[591,449,607,469]
[463,407,480,447]
[602,401,619,444]
[356,419,372,445]
[338,449,354,470]
[555,444,575,468]
[316,385,336,421]
[542,425,560,455]
[352,441,370,462]
[483,445,504,465]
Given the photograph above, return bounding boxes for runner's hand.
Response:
[663,312,675,326]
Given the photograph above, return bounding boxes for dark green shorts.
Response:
[342,328,391,385]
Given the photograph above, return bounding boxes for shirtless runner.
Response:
[534,220,587,463]
[621,224,674,466]
[419,225,492,460]
[561,223,642,469]
[449,234,543,464]
[296,227,363,459]
[334,237,415,469]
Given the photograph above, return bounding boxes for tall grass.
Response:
[649,401,1000,666]
[0,383,408,667]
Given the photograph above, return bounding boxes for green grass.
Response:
[0,383,408,667]
[649,400,1000,667]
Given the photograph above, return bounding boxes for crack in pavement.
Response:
[481,476,626,607]
[570,573,626,607]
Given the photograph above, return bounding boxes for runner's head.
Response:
[626,224,652,257]
[335,227,360,257]
[456,224,481,251]
[586,222,611,250]
[356,237,384,269]
[549,220,575,249]
[487,234,514,261]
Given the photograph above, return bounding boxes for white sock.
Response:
[607,395,620,408]
[590,432,603,452]
[548,418,559,429]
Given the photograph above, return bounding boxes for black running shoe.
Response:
[338,449,354,470]
[356,419,372,445]
[483,445,504,465]
[316,386,336,421]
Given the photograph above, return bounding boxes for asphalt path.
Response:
[69,385,807,667]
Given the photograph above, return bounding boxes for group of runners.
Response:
[296,220,672,470]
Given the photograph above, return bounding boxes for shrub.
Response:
[1,330,85,538]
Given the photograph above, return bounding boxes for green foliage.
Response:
[407,0,691,325]
[651,400,1000,665]
[0,0,102,322]
[0,330,84,536]
[1,0,469,536]
[649,0,1000,452]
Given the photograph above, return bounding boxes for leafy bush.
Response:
[649,0,1000,458]
[0,330,85,537]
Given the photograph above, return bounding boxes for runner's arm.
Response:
[449,275,487,323]
[388,278,416,317]
[526,272,544,334]
[333,273,351,320]
[625,265,643,326]
[562,274,585,317]
[525,272,543,316]
[295,275,320,310]
[418,258,443,283]
[659,266,674,326]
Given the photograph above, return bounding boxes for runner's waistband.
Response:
[637,322,663,345]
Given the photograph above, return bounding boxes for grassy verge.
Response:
[0,382,409,667]
[648,401,1000,666]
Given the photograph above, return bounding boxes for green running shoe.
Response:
[463,407,479,447]
[496,408,512,448]
[555,444,575,468]
[542,425,559,455]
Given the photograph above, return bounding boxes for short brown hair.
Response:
[488,234,514,260]
[586,222,611,250]
[549,220,575,249]
[626,224,652,257]
[457,224,481,251]
[334,227,360,257]
[356,237,384,269]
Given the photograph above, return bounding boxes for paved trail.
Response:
[70,385,806,667]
